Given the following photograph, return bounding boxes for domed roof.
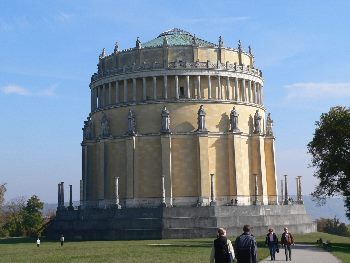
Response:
[142,28,217,48]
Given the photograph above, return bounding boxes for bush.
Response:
[317,217,350,237]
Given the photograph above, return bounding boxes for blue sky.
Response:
[1,0,349,203]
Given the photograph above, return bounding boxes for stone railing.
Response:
[91,61,262,82]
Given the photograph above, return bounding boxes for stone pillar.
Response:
[69,185,73,209]
[235,77,239,101]
[210,173,216,206]
[217,76,222,99]
[248,80,252,103]
[208,75,212,99]
[132,78,136,102]
[284,174,289,204]
[186,75,190,98]
[163,75,168,99]
[197,75,201,99]
[153,76,157,100]
[161,135,172,206]
[161,175,166,207]
[280,179,284,204]
[115,177,121,209]
[260,85,264,105]
[175,75,179,99]
[90,88,94,112]
[115,81,120,104]
[57,183,61,208]
[82,146,88,202]
[102,84,106,107]
[123,79,128,103]
[296,176,303,203]
[125,136,136,207]
[60,182,64,207]
[227,76,231,100]
[142,77,147,101]
[254,174,259,205]
[197,134,210,205]
[108,82,112,105]
[253,82,257,103]
[264,136,278,204]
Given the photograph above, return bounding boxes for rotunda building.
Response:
[81,28,278,208]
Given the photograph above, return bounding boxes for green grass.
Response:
[0,232,348,263]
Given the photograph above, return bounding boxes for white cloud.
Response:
[285,82,350,101]
[53,12,72,24]
[0,84,56,97]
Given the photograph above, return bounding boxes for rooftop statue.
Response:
[266,113,274,136]
[238,40,242,52]
[136,37,141,49]
[99,48,106,60]
[219,36,224,47]
[114,42,119,53]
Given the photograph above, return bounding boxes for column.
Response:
[161,175,166,207]
[254,174,258,205]
[197,75,201,99]
[142,77,147,100]
[132,78,136,102]
[102,84,106,107]
[115,177,121,208]
[253,81,257,103]
[284,174,289,204]
[242,79,246,101]
[163,75,168,99]
[227,76,231,100]
[234,77,239,101]
[108,82,112,105]
[252,135,268,205]
[175,75,179,99]
[248,80,252,103]
[98,143,105,205]
[82,146,88,202]
[80,180,83,205]
[153,76,157,100]
[256,84,260,104]
[60,182,64,207]
[93,88,97,110]
[69,185,73,209]
[115,81,120,104]
[217,76,222,99]
[208,75,212,99]
[260,85,264,105]
[57,183,61,208]
[186,75,190,98]
[161,135,172,206]
[123,79,128,103]
[90,88,94,112]
[296,177,300,201]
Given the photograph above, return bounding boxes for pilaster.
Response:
[98,142,105,204]
[161,135,172,206]
[264,136,278,204]
[197,134,210,205]
[125,136,136,207]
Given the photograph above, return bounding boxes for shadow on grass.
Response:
[330,242,350,254]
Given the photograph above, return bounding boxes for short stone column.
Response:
[254,174,259,205]
[123,79,128,103]
[242,79,246,101]
[227,76,231,100]
[142,77,147,101]
[160,175,167,207]
[153,76,157,100]
[283,174,290,204]
[163,75,168,99]
[115,81,120,104]
[197,75,201,99]
[248,80,252,103]
[217,76,222,99]
[234,77,239,101]
[175,75,179,99]
[186,75,190,98]
[68,185,73,210]
[208,75,212,99]
[280,179,284,205]
[108,82,112,105]
[132,78,137,102]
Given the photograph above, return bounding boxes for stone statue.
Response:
[161,106,170,134]
[114,42,119,53]
[238,40,242,52]
[230,107,240,132]
[266,113,274,136]
[99,48,106,60]
[127,109,136,136]
[248,45,253,55]
[136,37,141,49]
[197,105,207,132]
[253,109,261,134]
[100,113,110,137]
[219,36,223,47]
[192,34,197,45]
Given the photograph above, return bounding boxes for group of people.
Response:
[210,225,295,263]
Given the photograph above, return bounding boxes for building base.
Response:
[45,205,316,240]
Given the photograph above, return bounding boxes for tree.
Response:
[0,183,7,236]
[308,106,350,219]
[3,197,26,237]
[22,195,44,237]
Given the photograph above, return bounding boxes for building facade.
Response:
[81,28,278,208]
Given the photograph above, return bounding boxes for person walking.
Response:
[60,234,65,247]
[281,227,294,261]
[36,237,40,247]
[265,228,278,261]
[234,225,257,263]
[210,228,235,263]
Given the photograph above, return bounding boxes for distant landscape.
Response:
[43,196,350,224]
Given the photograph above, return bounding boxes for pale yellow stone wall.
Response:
[264,138,277,196]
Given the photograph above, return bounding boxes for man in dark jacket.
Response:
[265,228,278,261]
[281,227,294,261]
[234,225,257,263]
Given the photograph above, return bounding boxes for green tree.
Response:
[308,106,350,219]
[22,195,44,236]
[0,183,7,236]
[3,197,26,237]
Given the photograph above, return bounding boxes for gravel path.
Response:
[259,244,341,263]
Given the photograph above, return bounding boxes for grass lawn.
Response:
[0,232,348,263]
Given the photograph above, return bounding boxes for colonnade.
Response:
[91,74,263,111]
